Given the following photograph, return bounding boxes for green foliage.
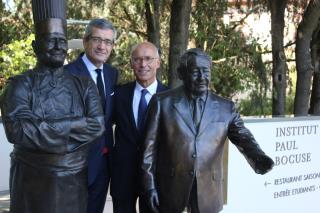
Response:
[1,0,33,47]
[66,0,159,85]
[209,31,264,98]
[66,0,99,42]
[2,0,295,117]
[0,0,35,91]
[191,1,268,100]
[106,0,153,84]
[238,86,295,116]
[285,92,295,115]
[106,0,171,84]
[189,0,275,117]
[238,91,272,116]
[110,30,142,84]
[0,34,36,90]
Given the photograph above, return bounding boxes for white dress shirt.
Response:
[132,80,158,127]
[81,54,105,88]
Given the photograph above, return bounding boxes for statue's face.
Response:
[183,55,211,96]
[34,32,67,68]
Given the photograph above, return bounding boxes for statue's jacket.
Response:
[141,86,266,213]
[0,68,105,213]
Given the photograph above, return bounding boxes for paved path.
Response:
[0,191,9,213]
[0,190,114,213]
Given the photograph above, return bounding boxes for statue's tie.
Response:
[193,98,202,130]
[137,89,148,130]
[95,69,105,110]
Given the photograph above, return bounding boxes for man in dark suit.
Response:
[141,48,274,213]
[111,41,167,213]
[65,19,118,213]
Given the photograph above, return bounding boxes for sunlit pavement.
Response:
[0,191,9,213]
[0,191,188,213]
[0,190,113,213]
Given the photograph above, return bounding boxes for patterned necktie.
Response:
[137,89,148,130]
[95,69,106,110]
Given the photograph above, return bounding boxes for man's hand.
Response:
[145,189,159,213]
[254,154,274,174]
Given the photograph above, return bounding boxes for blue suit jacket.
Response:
[110,81,168,200]
[65,55,118,185]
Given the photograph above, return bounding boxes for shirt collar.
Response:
[135,80,158,95]
[82,54,103,72]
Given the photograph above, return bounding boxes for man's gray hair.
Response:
[84,18,117,41]
[130,41,160,58]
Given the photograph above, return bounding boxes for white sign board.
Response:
[222,117,320,213]
[0,123,12,191]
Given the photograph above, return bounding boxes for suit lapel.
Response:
[156,81,167,93]
[198,93,219,135]
[135,81,167,131]
[71,55,110,113]
[127,83,138,132]
[103,66,111,93]
[102,66,111,112]
[173,90,197,135]
[75,56,91,77]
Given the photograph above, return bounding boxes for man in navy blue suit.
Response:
[111,41,168,213]
[65,19,118,213]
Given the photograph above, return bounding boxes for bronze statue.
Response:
[0,0,105,212]
[140,48,274,213]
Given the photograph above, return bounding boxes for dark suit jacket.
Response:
[141,86,267,213]
[111,81,167,200]
[65,55,118,185]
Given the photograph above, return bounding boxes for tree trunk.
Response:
[309,21,320,115]
[294,0,320,116]
[145,0,161,48]
[168,0,192,88]
[145,0,163,80]
[268,0,287,116]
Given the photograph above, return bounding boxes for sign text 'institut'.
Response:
[273,124,319,166]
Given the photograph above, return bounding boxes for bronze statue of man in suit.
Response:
[0,0,105,212]
[141,48,274,213]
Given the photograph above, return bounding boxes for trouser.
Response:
[87,155,110,213]
[112,195,151,213]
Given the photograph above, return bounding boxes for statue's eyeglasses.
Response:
[89,36,113,46]
[131,56,158,65]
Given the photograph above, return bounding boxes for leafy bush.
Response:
[0,34,36,90]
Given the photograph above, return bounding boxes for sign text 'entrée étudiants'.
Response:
[223,118,320,213]
[273,124,320,199]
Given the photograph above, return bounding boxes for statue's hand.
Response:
[145,189,159,213]
[254,154,274,174]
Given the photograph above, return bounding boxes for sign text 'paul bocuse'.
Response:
[274,124,319,166]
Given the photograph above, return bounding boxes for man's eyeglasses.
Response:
[131,56,158,65]
[89,36,113,46]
